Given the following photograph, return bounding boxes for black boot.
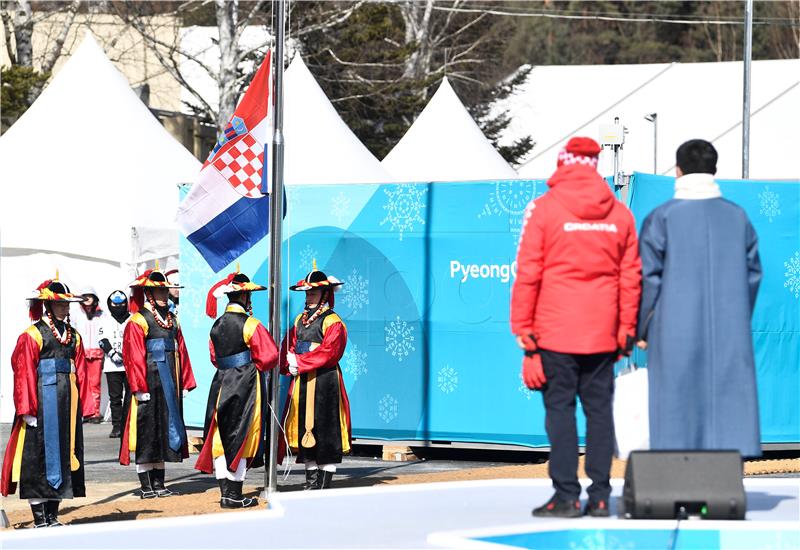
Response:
[319,470,334,489]
[217,479,227,506]
[151,468,176,497]
[138,471,157,499]
[220,480,258,509]
[108,424,121,438]
[304,468,321,491]
[30,502,48,528]
[45,500,63,526]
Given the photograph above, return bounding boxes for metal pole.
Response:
[653,114,657,175]
[266,0,286,497]
[612,117,620,189]
[645,113,657,174]
[742,0,753,178]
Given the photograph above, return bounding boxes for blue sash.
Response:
[296,341,312,355]
[145,338,186,452]
[217,350,252,370]
[37,358,71,489]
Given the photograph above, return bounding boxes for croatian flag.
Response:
[176,51,273,272]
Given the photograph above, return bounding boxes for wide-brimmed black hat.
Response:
[289,268,343,292]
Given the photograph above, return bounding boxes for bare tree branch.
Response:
[327,48,405,69]
[40,0,80,74]
[1,5,16,64]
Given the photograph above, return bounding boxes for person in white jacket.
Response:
[98,291,131,439]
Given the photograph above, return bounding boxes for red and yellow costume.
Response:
[196,272,279,476]
[119,270,196,467]
[280,267,352,486]
[0,278,87,527]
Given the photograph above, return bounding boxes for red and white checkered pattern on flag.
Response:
[212,134,264,198]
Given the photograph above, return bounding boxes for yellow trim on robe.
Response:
[212,390,224,458]
[241,373,262,458]
[69,373,80,470]
[74,332,82,348]
[128,398,138,452]
[338,370,351,455]
[243,317,260,346]
[225,304,246,314]
[322,313,345,334]
[12,422,26,482]
[130,312,149,335]
[286,378,301,449]
[24,326,43,349]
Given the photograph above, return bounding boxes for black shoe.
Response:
[319,470,333,489]
[584,499,610,517]
[88,416,103,424]
[151,468,176,497]
[532,495,582,518]
[45,501,63,526]
[303,469,321,491]
[30,502,48,528]
[138,471,157,499]
[220,480,258,509]
[108,425,121,438]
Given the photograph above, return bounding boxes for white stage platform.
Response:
[1,479,798,549]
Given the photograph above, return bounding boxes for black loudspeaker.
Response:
[622,451,746,520]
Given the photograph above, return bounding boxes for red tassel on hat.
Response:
[130,287,144,313]
[29,301,43,321]
[206,273,237,319]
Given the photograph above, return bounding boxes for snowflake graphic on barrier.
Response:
[378,394,399,423]
[385,316,415,361]
[785,251,800,299]
[759,186,781,223]
[380,185,427,241]
[343,343,368,381]
[341,268,369,313]
[479,180,538,236]
[179,248,221,328]
[518,372,533,400]
[296,244,318,275]
[330,191,351,224]
[437,366,458,394]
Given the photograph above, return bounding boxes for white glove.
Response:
[135,392,151,402]
[110,351,123,365]
[287,352,298,368]
[182,389,189,398]
[22,415,37,428]
[288,364,299,377]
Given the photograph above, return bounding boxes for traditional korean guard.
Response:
[1,277,88,527]
[119,268,196,499]
[280,263,352,490]
[195,270,279,508]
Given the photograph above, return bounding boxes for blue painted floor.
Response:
[1,478,798,549]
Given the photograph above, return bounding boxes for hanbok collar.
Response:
[674,173,722,200]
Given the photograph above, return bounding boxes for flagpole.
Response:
[266,0,286,497]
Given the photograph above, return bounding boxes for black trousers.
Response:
[539,349,616,502]
[106,371,130,429]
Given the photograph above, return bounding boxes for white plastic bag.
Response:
[613,363,649,460]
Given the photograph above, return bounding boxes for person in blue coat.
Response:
[637,139,762,457]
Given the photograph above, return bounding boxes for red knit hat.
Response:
[557,137,602,168]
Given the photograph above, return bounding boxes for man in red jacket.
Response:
[510,137,641,518]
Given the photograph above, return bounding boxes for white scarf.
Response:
[674,173,722,200]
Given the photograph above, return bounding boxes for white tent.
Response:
[500,59,800,180]
[381,77,518,182]
[0,33,200,421]
[283,56,394,185]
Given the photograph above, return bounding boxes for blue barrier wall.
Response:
[179,176,799,446]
